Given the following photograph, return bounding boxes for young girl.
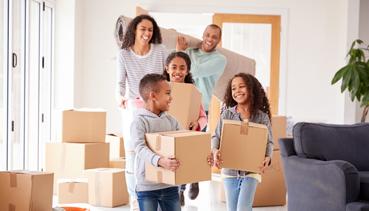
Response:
[212,73,273,211]
[162,51,207,206]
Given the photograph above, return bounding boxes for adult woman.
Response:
[116,14,168,210]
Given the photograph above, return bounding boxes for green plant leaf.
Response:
[331,66,348,84]
[341,67,352,92]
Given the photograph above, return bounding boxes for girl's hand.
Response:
[176,36,188,51]
[188,121,199,131]
[213,149,223,169]
[158,156,180,172]
[207,152,214,166]
[259,156,271,174]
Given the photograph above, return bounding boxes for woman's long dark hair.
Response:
[163,51,194,84]
[223,73,271,120]
[122,15,162,49]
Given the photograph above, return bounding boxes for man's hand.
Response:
[176,36,188,51]
[118,96,127,109]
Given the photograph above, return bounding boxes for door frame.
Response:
[213,13,281,115]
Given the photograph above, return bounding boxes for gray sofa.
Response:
[279,122,369,211]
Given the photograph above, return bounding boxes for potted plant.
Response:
[331,39,369,122]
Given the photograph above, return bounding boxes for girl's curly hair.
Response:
[163,51,194,84]
[122,15,162,49]
[223,73,271,120]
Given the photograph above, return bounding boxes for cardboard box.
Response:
[109,158,126,169]
[106,134,125,159]
[0,171,53,211]
[167,82,202,129]
[145,130,211,185]
[58,178,88,204]
[271,116,287,150]
[45,142,109,192]
[253,150,286,206]
[60,109,106,143]
[85,168,129,207]
[220,120,268,173]
[208,95,222,135]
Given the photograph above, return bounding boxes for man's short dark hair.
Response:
[207,24,222,38]
[139,73,167,102]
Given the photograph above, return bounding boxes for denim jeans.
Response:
[136,187,181,211]
[223,177,258,211]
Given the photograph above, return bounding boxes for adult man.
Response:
[177,24,227,114]
[176,24,227,204]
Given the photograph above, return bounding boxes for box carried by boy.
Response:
[145,130,211,185]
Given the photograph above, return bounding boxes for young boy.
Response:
[131,73,181,211]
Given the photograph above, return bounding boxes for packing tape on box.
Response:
[9,173,17,187]
[240,120,249,135]
[68,182,76,193]
[156,171,163,183]
[155,135,161,151]
[9,204,16,211]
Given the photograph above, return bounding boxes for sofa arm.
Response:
[279,138,296,157]
[282,156,360,211]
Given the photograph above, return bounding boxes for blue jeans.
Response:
[223,177,258,211]
[136,187,181,211]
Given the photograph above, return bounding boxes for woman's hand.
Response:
[158,156,180,172]
[118,96,127,109]
[212,149,223,169]
[259,156,271,174]
[176,36,188,51]
[188,121,199,131]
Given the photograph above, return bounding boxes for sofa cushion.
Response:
[360,171,369,201]
[293,123,369,171]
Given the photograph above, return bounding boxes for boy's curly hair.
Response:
[223,73,271,120]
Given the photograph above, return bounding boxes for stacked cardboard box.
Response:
[145,130,211,185]
[45,109,109,196]
[106,134,125,159]
[0,171,53,211]
[58,178,88,204]
[85,168,129,207]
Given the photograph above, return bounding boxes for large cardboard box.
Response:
[220,120,268,173]
[0,171,53,211]
[145,130,211,185]
[45,142,109,192]
[58,178,88,204]
[60,109,106,143]
[109,158,126,169]
[253,150,286,206]
[271,116,287,150]
[106,134,125,159]
[167,82,202,129]
[85,168,129,207]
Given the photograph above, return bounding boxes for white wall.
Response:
[55,0,362,133]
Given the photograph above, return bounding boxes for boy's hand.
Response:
[158,156,180,172]
[188,121,199,131]
[212,149,223,169]
[259,156,271,174]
